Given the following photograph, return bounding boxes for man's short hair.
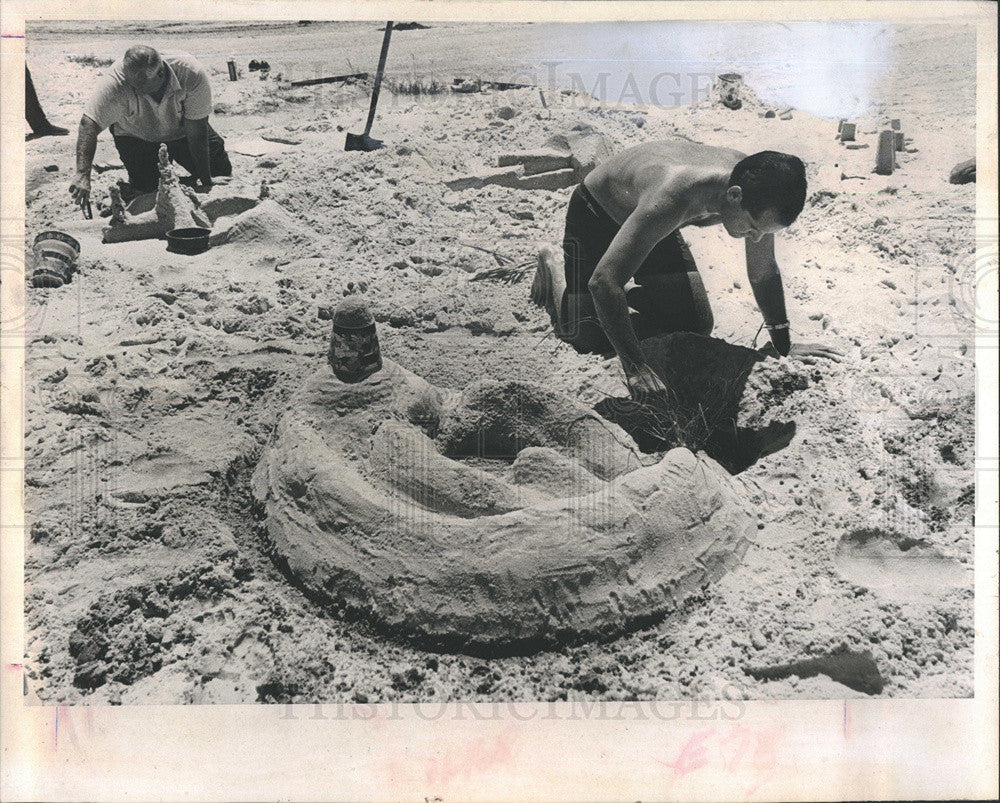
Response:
[123,45,161,74]
[729,151,807,227]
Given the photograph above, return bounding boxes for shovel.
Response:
[345,21,393,151]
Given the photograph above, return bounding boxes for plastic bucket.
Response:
[328,299,382,383]
[33,230,80,264]
[716,73,743,109]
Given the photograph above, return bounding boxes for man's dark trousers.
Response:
[112,125,233,193]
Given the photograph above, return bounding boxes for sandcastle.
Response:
[252,303,756,653]
[101,144,212,244]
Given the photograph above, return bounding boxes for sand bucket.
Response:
[328,298,383,383]
[33,230,80,264]
[716,72,743,110]
[32,230,80,288]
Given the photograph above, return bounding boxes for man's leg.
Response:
[112,132,163,194]
[25,66,68,140]
[627,271,714,338]
[532,184,623,354]
[531,246,616,354]
[627,230,712,337]
[560,290,618,355]
[165,125,233,181]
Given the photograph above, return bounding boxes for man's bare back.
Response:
[583,140,747,230]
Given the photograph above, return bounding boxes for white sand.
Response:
[21,22,975,703]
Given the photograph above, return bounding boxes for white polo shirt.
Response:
[83,53,213,142]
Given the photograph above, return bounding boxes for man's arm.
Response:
[746,235,845,363]
[589,193,687,398]
[69,114,102,207]
[182,116,212,188]
[745,234,791,356]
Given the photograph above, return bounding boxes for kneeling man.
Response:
[70,45,232,208]
[532,140,842,400]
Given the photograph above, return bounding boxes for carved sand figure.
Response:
[101,144,211,244]
[252,302,756,653]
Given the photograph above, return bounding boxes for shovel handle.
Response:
[363,21,393,136]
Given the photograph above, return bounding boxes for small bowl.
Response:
[166,227,211,255]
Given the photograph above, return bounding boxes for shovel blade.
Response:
[344,132,384,152]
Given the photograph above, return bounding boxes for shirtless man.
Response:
[531,140,843,400]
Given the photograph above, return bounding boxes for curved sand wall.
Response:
[252,359,755,653]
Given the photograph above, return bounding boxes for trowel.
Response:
[345,21,393,151]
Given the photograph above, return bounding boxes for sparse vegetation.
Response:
[68,54,114,68]
[383,75,449,96]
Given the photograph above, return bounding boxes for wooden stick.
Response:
[290,72,368,87]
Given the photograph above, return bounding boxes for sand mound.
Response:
[209,199,316,248]
[252,358,755,652]
[436,379,639,481]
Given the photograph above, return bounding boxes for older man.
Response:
[69,45,232,208]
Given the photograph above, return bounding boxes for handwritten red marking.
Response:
[424,732,515,787]
[655,723,786,796]
[744,724,785,796]
[657,729,714,778]
[719,724,755,772]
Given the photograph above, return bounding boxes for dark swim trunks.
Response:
[559,182,713,355]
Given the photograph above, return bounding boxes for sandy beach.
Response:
[20,20,979,705]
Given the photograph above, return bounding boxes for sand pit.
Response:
[252,356,755,652]
[586,333,798,472]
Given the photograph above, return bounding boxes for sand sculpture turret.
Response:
[252,299,755,653]
[101,144,211,244]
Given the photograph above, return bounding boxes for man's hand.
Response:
[69,171,91,208]
[625,362,669,404]
[787,342,845,364]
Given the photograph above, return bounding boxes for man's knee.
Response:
[560,291,613,355]
[209,136,232,177]
[687,272,714,336]
[694,306,714,337]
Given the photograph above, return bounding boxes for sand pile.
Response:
[252,358,754,652]
[436,378,641,479]
[209,199,317,249]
